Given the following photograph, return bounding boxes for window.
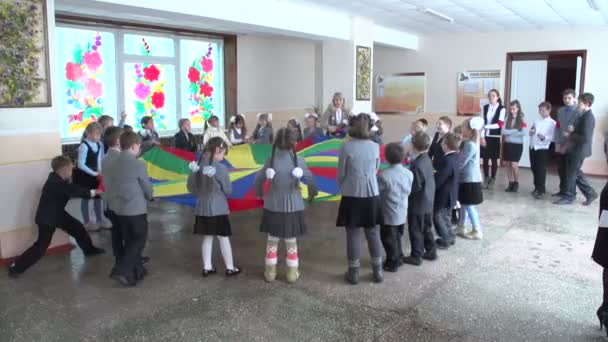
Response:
[56,24,224,142]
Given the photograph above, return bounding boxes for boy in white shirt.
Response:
[529,101,557,199]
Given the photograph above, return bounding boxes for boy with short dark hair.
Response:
[8,156,105,278]
[530,102,557,199]
[433,133,460,249]
[553,89,579,197]
[403,132,436,266]
[138,116,160,154]
[174,118,197,152]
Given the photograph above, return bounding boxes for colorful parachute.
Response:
[142,136,394,212]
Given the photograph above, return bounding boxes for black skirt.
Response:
[260,210,307,238]
[481,136,501,159]
[194,215,232,236]
[72,169,99,190]
[336,196,381,228]
[503,142,523,162]
[459,183,483,205]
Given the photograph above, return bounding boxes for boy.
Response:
[529,102,557,199]
[138,116,160,155]
[105,132,154,286]
[433,133,460,249]
[378,143,413,272]
[403,132,437,266]
[555,93,598,206]
[553,89,579,197]
[8,156,105,278]
[174,118,197,152]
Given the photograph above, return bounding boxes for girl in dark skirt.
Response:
[254,128,318,283]
[187,137,240,277]
[336,114,383,285]
[502,100,527,192]
[480,89,506,189]
[592,149,608,335]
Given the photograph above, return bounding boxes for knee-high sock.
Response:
[285,238,298,268]
[201,235,214,270]
[218,236,235,270]
[265,235,279,266]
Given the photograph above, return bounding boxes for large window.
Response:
[56,24,224,142]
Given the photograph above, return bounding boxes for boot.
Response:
[286,266,300,284]
[344,267,360,285]
[512,182,519,193]
[487,178,495,190]
[372,263,384,283]
[505,182,514,192]
[264,265,276,283]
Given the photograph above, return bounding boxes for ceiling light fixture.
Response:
[420,8,454,23]
[587,0,601,11]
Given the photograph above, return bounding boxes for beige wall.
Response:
[374,28,608,175]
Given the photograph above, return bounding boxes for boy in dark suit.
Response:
[8,156,105,278]
[403,132,437,266]
[555,92,599,206]
[174,118,197,152]
[433,133,460,249]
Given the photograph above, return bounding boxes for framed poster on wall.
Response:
[456,70,501,116]
[355,45,371,101]
[374,72,425,114]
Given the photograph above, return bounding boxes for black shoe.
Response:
[598,306,605,330]
[505,182,514,192]
[141,256,150,265]
[111,273,136,287]
[135,265,148,281]
[7,265,19,279]
[422,251,437,261]
[534,192,545,200]
[583,193,599,206]
[602,308,608,337]
[487,178,496,190]
[345,267,360,285]
[435,238,450,249]
[226,267,241,277]
[512,182,519,192]
[531,189,539,196]
[84,247,105,257]
[383,261,400,273]
[201,268,217,277]
[402,256,422,266]
[553,198,573,205]
[372,264,384,283]
[552,191,564,197]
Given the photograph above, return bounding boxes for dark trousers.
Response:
[433,207,454,244]
[106,210,125,265]
[530,149,549,194]
[11,212,96,273]
[564,154,597,201]
[116,214,148,279]
[380,224,404,266]
[407,213,436,259]
[482,157,498,179]
[557,153,568,194]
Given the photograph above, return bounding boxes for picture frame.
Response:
[355,45,371,101]
[374,72,425,114]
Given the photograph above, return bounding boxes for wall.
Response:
[374,28,608,175]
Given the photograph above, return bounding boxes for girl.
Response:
[322,92,352,137]
[203,115,232,147]
[502,100,527,192]
[369,112,383,144]
[481,89,506,190]
[303,113,324,140]
[252,113,274,144]
[456,117,485,240]
[73,122,107,230]
[336,114,383,285]
[429,116,452,166]
[228,114,248,145]
[254,128,318,283]
[287,118,303,142]
[187,137,240,277]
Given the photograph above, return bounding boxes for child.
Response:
[123,125,134,133]
[429,116,452,166]
[99,111,127,152]
[529,101,557,199]
[456,118,485,240]
[433,133,460,249]
[403,132,436,266]
[502,100,527,192]
[322,92,352,137]
[302,113,324,140]
[138,116,160,155]
[203,115,232,147]
[336,114,383,284]
[553,89,579,197]
[252,113,274,144]
[187,137,240,277]
[254,128,318,283]
[105,132,154,286]
[8,156,105,278]
[73,122,107,230]
[401,119,426,160]
[369,112,384,144]
[378,143,413,272]
[287,118,303,142]
[228,114,248,145]
[174,118,197,152]
[481,89,506,190]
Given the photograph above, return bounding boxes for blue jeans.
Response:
[458,205,482,231]
[81,198,103,224]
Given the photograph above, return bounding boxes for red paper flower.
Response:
[66,62,83,81]
[201,57,213,73]
[83,51,102,72]
[151,91,165,109]
[85,79,103,98]
[199,82,213,97]
[143,65,160,82]
[188,67,200,83]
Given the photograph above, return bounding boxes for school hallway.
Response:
[1,170,605,342]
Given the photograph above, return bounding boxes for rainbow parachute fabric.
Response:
[142,136,394,212]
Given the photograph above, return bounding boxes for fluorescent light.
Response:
[420,8,454,23]
[587,0,600,11]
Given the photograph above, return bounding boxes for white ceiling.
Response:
[291,0,608,34]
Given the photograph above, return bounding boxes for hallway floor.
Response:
[1,170,606,341]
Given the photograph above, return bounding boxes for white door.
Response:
[510,60,548,167]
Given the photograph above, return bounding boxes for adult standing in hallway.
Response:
[321,92,352,138]
[480,89,505,190]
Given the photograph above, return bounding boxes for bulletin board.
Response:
[373,73,425,114]
[456,70,501,116]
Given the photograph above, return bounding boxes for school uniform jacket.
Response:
[482,103,505,138]
[35,172,92,226]
[377,164,413,226]
[254,150,318,213]
[101,148,121,212]
[104,152,154,216]
[433,152,459,210]
[567,109,595,158]
[459,140,482,183]
[174,130,197,152]
[187,156,232,217]
[408,153,436,215]
[338,139,380,198]
[428,132,446,167]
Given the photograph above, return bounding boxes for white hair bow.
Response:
[265,168,276,180]
[304,113,319,120]
[291,167,303,179]
[369,112,380,122]
[202,166,216,177]
[470,117,484,130]
[257,112,273,121]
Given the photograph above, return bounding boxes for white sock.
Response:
[285,238,299,268]
[218,236,235,271]
[201,235,214,270]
